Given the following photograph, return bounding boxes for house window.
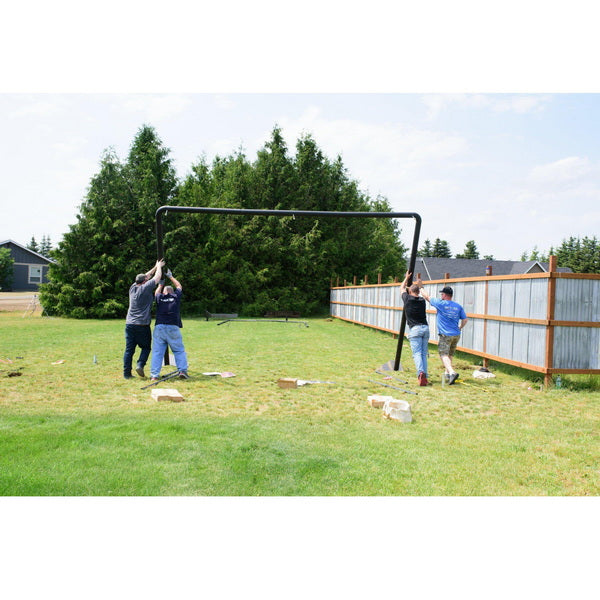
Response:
[29,265,42,284]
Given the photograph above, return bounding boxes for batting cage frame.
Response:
[155,206,422,371]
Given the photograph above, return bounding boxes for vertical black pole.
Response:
[155,208,170,366]
[394,215,421,371]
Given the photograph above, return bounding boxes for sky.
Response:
[2,92,600,262]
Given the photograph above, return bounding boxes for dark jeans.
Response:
[123,324,152,375]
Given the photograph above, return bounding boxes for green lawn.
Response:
[1,312,598,495]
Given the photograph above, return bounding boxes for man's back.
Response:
[430,298,466,336]
[126,280,156,325]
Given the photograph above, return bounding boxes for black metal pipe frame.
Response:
[156,206,421,371]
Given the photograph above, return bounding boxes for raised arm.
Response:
[400,271,411,294]
[151,259,165,284]
[417,277,431,303]
[166,269,182,291]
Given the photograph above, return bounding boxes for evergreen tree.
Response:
[27,236,39,253]
[419,239,433,257]
[172,128,406,315]
[40,235,52,257]
[432,238,452,258]
[554,236,600,273]
[455,240,480,259]
[520,246,548,262]
[40,126,178,317]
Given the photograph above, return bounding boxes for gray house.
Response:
[0,240,53,291]
[414,257,571,280]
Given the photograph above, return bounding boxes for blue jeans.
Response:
[150,324,188,378]
[124,324,152,376]
[407,324,429,376]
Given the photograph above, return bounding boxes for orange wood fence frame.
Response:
[331,256,600,387]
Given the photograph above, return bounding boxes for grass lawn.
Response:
[1,310,599,496]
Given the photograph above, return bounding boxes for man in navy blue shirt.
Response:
[150,269,189,381]
[420,285,468,385]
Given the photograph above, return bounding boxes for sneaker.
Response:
[418,371,429,386]
[136,365,145,378]
[448,372,460,385]
[178,371,189,379]
[150,377,159,382]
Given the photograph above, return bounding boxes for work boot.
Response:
[136,364,145,378]
[418,371,428,386]
[124,372,133,380]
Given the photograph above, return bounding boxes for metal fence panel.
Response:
[554,326,600,369]
[330,273,599,374]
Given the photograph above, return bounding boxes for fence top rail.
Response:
[331,271,600,288]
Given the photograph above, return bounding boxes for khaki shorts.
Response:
[438,334,460,357]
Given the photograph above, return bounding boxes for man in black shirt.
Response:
[400,271,430,386]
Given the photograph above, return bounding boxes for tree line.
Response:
[419,236,600,274]
[418,238,494,260]
[39,125,407,318]
[521,237,600,273]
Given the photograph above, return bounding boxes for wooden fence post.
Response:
[544,255,558,387]
[377,272,382,285]
[483,267,491,369]
[353,276,357,286]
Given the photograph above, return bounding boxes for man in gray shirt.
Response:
[123,259,165,379]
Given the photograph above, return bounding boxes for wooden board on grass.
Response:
[151,388,184,402]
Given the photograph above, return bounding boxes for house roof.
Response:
[0,239,55,263]
[414,257,571,280]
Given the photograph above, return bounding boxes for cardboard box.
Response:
[151,388,185,402]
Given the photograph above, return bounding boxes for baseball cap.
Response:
[440,286,453,295]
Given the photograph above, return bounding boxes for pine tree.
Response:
[27,236,39,253]
[432,238,452,258]
[40,235,52,257]
[40,126,178,317]
[419,239,433,257]
[455,240,480,259]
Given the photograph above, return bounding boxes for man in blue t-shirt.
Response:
[420,285,468,385]
[150,269,189,381]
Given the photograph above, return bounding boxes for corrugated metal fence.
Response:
[330,265,600,383]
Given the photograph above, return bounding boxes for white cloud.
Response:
[527,156,593,185]
[117,94,193,122]
[9,99,63,118]
[276,105,467,170]
[213,95,237,110]
[423,94,551,119]
[51,136,89,155]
